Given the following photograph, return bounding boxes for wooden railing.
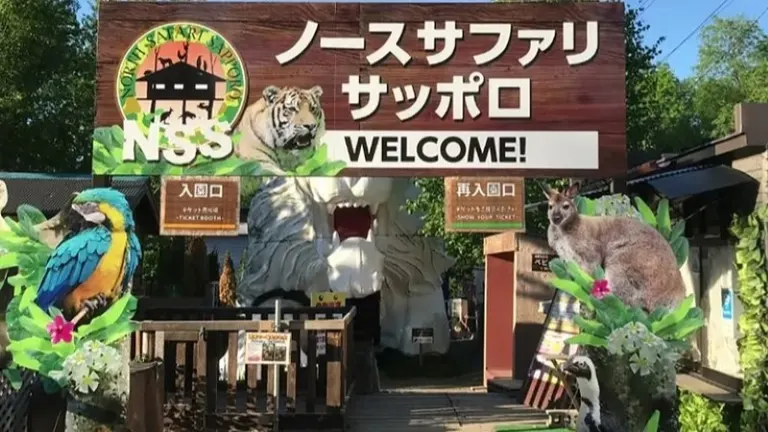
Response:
[130,307,356,431]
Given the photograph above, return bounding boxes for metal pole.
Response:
[273,299,281,430]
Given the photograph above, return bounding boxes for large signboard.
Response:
[444,177,524,232]
[93,2,626,177]
[160,176,240,236]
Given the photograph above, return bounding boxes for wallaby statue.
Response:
[543,183,685,312]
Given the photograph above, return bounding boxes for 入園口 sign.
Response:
[94,2,625,178]
[444,177,524,232]
[160,176,240,236]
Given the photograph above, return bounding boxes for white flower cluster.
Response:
[606,322,680,376]
[50,341,122,394]
[593,194,643,219]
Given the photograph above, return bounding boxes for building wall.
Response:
[698,245,743,378]
[513,234,557,381]
[732,150,767,204]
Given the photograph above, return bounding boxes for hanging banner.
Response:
[93,3,626,178]
[160,176,240,236]
[444,177,524,232]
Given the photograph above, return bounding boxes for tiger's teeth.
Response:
[370,202,379,215]
[372,218,379,234]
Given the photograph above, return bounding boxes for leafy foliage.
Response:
[4,288,138,393]
[0,205,54,295]
[730,205,768,426]
[274,143,347,176]
[0,0,96,173]
[550,258,703,348]
[678,391,740,432]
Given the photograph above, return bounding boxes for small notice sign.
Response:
[444,177,525,233]
[311,292,347,308]
[244,332,291,365]
[160,176,240,236]
[532,253,558,272]
[722,288,733,320]
[411,328,434,344]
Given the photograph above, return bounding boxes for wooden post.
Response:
[273,300,281,431]
[325,331,343,414]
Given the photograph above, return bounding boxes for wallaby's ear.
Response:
[564,182,580,199]
[539,182,553,199]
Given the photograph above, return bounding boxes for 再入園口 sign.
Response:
[160,176,240,236]
[444,177,524,232]
[93,3,626,178]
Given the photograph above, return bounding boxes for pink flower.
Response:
[46,315,75,344]
[591,279,611,299]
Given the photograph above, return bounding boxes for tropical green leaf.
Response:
[651,295,695,334]
[550,278,595,310]
[573,315,610,338]
[565,333,608,347]
[313,160,346,176]
[77,294,136,337]
[2,367,23,391]
[19,285,38,311]
[26,301,52,327]
[634,197,656,227]
[103,321,138,345]
[672,236,690,266]
[648,307,668,323]
[7,336,53,354]
[592,266,606,281]
[10,351,42,371]
[0,252,20,269]
[565,261,594,288]
[656,200,671,237]
[668,220,686,244]
[643,410,661,432]
[601,294,628,314]
[548,258,569,280]
[16,204,47,226]
[18,316,51,339]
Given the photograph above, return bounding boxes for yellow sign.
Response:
[311,292,347,308]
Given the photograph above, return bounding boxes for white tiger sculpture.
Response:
[218,177,454,377]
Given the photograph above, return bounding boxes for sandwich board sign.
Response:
[94,2,626,178]
[244,332,291,365]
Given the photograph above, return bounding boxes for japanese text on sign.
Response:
[278,20,599,121]
[456,180,517,198]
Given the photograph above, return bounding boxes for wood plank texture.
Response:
[97,2,626,177]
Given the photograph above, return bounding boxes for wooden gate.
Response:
[131,307,357,431]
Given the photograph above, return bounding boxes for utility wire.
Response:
[638,0,659,18]
[660,0,736,63]
[692,4,768,84]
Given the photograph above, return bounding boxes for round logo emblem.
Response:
[116,22,247,128]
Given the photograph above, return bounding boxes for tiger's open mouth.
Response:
[284,132,314,151]
[327,201,380,245]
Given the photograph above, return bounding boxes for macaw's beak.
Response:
[72,202,106,224]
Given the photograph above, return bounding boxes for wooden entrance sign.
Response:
[519,290,580,410]
[444,177,525,233]
[160,176,240,236]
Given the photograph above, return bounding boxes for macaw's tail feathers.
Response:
[35,290,58,313]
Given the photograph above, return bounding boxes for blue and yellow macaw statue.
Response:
[35,188,142,320]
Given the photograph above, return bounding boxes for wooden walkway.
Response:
[345,373,549,431]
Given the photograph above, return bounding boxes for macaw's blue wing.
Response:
[36,227,111,312]
[122,232,142,292]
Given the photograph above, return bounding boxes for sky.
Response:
[78,0,768,79]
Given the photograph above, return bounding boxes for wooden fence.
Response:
[131,307,357,431]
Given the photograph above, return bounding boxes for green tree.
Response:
[690,16,768,138]
[0,0,97,172]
